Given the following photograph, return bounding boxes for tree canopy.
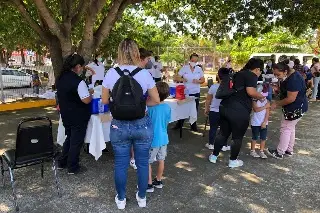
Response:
[0,0,319,76]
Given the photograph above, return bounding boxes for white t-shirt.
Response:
[208,84,222,112]
[251,99,268,126]
[153,61,163,78]
[102,65,155,93]
[178,64,204,94]
[77,80,90,100]
[87,62,105,83]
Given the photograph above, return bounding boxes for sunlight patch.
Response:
[175,161,195,172]
[223,174,238,183]
[239,172,263,184]
[269,164,290,172]
[0,203,10,212]
[199,183,215,195]
[194,153,206,159]
[248,203,268,213]
[297,150,310,155]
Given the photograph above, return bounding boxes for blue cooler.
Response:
[91,98,109,114]
[169,87,176,98]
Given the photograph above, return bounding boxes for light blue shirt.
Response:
[148,103,171,148]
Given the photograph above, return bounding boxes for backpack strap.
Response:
[130,67,143,77]
[114,67,124,76]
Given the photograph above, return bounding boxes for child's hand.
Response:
[265,102,271,109]
[261,122,267,129]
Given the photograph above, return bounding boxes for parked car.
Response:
[0,68,33,88]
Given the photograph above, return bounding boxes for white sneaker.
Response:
[130,160,137,170]
[205,143,214,150]
[221,145,231,152]
[136,192,146,208]
[250,150,261,158]
[115,195,126,210]
[259,151,268,159]
[208,154,218,163]
[228,159,244,168]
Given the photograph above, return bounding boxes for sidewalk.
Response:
[0,101,320,213]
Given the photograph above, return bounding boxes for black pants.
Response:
[212,103,250,160]
[59,121,88,172]
[176,93,200,130]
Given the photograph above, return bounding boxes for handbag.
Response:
[282,104,304,121]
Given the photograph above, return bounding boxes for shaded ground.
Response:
[0,96,320,213]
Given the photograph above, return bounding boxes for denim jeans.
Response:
[312,77,320,99]
[110,116,153,200]
[209,111,220,145]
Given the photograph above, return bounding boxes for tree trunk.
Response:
[21,48,25,66]
[49,36,64,81]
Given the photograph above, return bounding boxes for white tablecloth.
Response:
[57,114,111,160]
[164,97,197,124]
[57,98,197,160]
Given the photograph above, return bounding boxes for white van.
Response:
[250,53,316,67]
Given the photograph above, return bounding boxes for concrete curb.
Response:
[0,99,55,112]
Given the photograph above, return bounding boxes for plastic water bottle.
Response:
[184,88,189,97]
[98,99,104,114]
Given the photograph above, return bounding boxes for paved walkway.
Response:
[0,99,320,213]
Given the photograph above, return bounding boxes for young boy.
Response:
[250,89,270,159]
[147,82,171,192]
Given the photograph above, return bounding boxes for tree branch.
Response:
[11,0,49,43]
[71,0,90,26]
[32,0,64,41]
[94,0,143,49]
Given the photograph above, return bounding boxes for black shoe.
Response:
[68,166,87,175]
[152,178,163,189]
[146,184,154,193]
[285,151,293,157]
[266,149,283,159]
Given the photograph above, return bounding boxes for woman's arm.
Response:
[246,87,265,100]
[101,87,110,104]
[205,94,213,115]
[252,101,270,112]
[147,87,161,106]
[263,105,270,124]
[276,91,298,107]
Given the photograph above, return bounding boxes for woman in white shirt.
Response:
[85,54,105,86]
[102,39,160,210]
[173,53,205,132]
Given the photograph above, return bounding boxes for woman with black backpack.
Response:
[209,58,266,168]
[102,38,160,210]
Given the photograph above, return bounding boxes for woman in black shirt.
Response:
[209,58,266,168]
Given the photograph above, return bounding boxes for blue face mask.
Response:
[97,57,103,62]
[145,60,153,69]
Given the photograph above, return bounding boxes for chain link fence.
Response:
[0,65,55,103]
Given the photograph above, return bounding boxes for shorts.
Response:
[251,126,268,141]
[149,145,167,164]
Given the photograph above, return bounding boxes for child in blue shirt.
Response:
[147,82,171,192]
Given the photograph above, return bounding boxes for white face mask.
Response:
[189,62,196,68]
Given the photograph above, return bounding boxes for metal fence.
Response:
[0,65,55,103]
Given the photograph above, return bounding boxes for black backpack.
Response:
[215,72,244,99]
[110,67,146,120]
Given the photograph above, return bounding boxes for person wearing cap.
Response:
[173,53,205,132]
[209,58,266,168]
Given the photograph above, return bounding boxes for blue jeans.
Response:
[110,116,153,200]
[209,111,220,145]
[251,125,268,141]
[312,77,320,99]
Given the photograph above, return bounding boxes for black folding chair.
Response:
[0,117,61,212]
